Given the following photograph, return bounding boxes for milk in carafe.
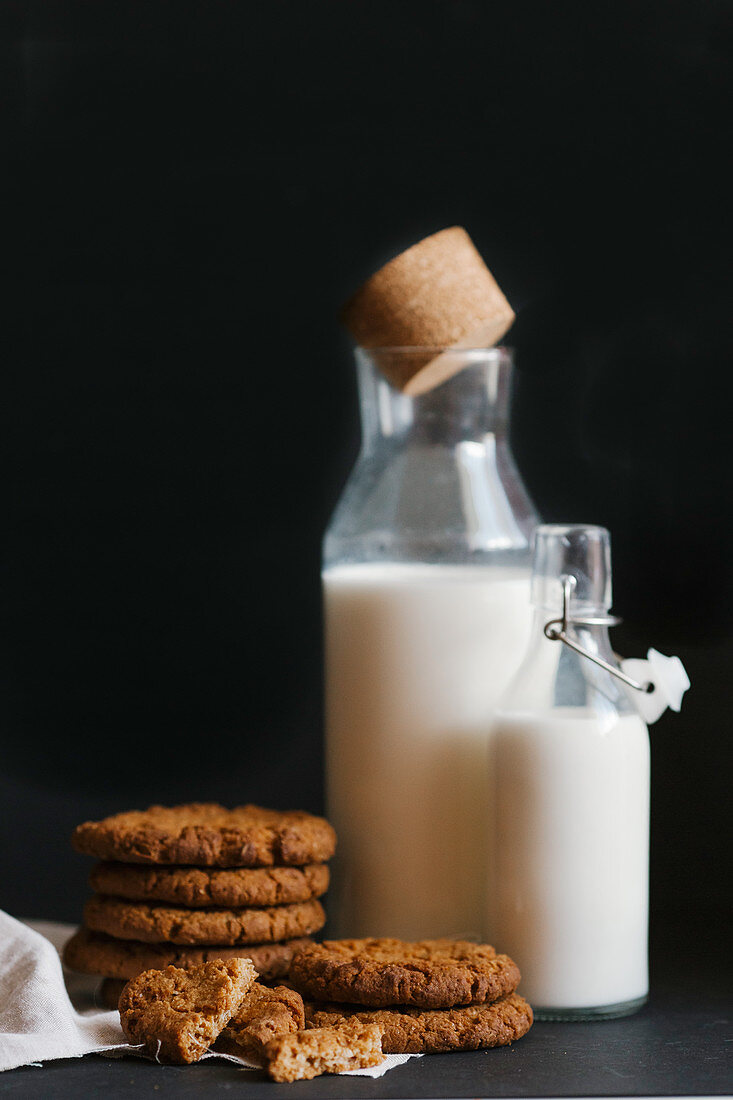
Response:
[324,562,531,938]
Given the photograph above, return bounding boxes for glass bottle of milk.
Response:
[323,346,538,940]
[489,524,650,1019]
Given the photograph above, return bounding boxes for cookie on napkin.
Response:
[215,981,305,1063]
[264,1020,384,1082]
[118,958,256,1064]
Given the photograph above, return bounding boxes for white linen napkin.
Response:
[0,912,416,1077]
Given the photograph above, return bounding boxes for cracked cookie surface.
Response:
[215,981,305,1063]
[89,861,329,908]
[72,803,336,867]
[64,926,312,980]
[118,958,256,1063]
[289,938,520,1008]
[306,991,533,1053]
[84,895,326,945]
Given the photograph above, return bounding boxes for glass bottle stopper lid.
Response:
[341,227,515,395]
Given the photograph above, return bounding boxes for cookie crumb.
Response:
[264,1020,384,1082]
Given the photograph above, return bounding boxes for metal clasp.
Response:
[543,576,652,694]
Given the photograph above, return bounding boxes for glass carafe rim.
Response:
[358,344,512,357]
[535,522,609,540]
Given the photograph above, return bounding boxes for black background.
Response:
[2,0,731,946]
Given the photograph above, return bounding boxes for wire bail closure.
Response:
[543,576,653,694]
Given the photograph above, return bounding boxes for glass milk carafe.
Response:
[489,524,650,1019]
[323,346,538,939]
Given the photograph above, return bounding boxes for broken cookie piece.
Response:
[215,981,305,1063]
[264,1020,385,1082]
[118,957,256,1064]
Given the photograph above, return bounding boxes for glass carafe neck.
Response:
[324,346,538,567]
[356,347,513,453]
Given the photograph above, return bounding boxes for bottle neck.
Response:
[355,347,513,453]
[515,607,637,715]
[323,345,538,566]
[531,525,613,613]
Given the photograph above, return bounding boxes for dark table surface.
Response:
[1,920,730,1098]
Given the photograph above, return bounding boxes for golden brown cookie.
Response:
[264,1021,384,1082]
[118,958,256,1064]
[290,938,520,1009]
[84,895,326,945]
[63,926,313,981]
[306,991,533,1053]
[215,981,305,1063]
[89,861,329,908]
[72,803,336,867]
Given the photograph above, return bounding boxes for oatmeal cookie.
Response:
[72,803,336,867]
[63,926,312,981]
[289,938,520,1008]
[306,991,533,1053]
[84,894,325,945]
[89,861,329,908]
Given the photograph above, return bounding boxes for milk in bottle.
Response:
[489,524,651,1018]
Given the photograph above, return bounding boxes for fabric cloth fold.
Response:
[0,912,127,1072]
[0,912,415,1077]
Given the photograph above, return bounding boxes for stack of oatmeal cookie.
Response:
[291,937,534,1055]
[62,803,336,1007]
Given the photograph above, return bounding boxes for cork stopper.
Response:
[341,227,515,395]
